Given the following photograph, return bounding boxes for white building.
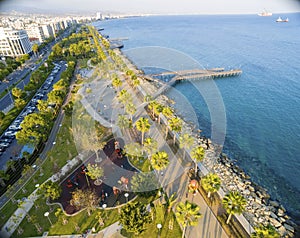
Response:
[41,24,55,39]
[26,25,45,44]
[0,27,32,57]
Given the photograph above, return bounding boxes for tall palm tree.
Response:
[162,106,173,121]
[135,117,151,145]
[125,103,136,121]
[148,101,161,119]
[201,173,221,198]
[143,137,158,159]
[191,146,205,173]
[251,224,280,238]
[175,201,202,238]
[179,133,195,160]
[222,191,247,224]
[151,151,169,171]
[168,117,183,144]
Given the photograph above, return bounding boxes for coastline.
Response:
[114,48,299,237]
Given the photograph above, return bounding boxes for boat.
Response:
[258,10,272,16]
[276,17,289,22]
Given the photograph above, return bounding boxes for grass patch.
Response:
[128,156,152,172]
[121,203,182,238]
[0,200,17,229]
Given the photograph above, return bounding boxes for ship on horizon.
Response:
[258,9,272,16]
[276,17,289,22]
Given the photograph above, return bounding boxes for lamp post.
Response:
[124,193,129,203]
[157,223,162,237]
[44,212,52,226]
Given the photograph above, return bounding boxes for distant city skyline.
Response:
[1,0,300,14]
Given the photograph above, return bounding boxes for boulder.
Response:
[270,212,278,219]
[278,226,287,236]
[277,208,285,217]
[269,200,280,208]
[284,224,295,233]
[269,218,282,228]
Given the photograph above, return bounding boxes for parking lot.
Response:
[0,61,66,170]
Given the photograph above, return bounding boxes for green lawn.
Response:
[128,156,152,172]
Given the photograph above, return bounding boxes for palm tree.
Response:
[191,146,205,173]
[143,137,158,159]
[175,201,202,238]
[148,101,161,120]
[251,224,280,238]
[112,77,122,91]
[132,79,140,89]
[222,191,247,224]
[201,173,221,199]
[179,133,195,160]
[117,114,131,132]
[165,192,177,213]
[70,189,100,216]
[161,106,173,124]
[151,151,169,171]
[125,103,136,121]
[168,117,183,144]
[135,117,151,145]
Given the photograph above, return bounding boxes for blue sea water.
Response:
[94,13,300,220]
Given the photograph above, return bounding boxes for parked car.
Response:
[0,142,10,148]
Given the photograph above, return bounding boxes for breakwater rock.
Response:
[208,152,298,237]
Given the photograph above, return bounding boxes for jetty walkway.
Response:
[145,68,242,82]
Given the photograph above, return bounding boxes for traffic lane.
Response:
[0,139,23,171]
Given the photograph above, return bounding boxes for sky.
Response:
[1,0,300,14]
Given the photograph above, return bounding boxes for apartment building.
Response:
[0,27,32,57]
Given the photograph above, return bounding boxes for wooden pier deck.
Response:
[148,68,242,81]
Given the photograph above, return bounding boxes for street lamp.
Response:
[44,212,52,226]
[124,193,129,202]
[102,204,107,209]
[157,223,162,237]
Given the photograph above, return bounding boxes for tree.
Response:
[222,191,247,224]
[191,146,205,173]
[179,133,195,160]
[11,87,24,99]
[143,137,158,159]
[38,180,62,200]
[175,201,202,238]
[151,151,169,171]
[32,43,39,56]
[0,170,10,187]
[86,163,104,185]
[162,106,173,119]
[130,172,159,197]
[132,79,140,89]
[168,117,183,144]
[165,192,177,213]
[119,201,151,235]
[135,117,151,145]
[6,160,16,172]
[70,189,99,216]
[117,114,131,132]
[16,113,50,147]
[47,90,65,110]
[124,142,143,159]
[201,173,221,198]
[0,111,5,129]
[125,103,136,121]
[15,98,26,109]
[112,77,122,91]
[148,101,161,119]
[251,224,280,238]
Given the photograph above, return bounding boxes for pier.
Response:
[148,68,242,81]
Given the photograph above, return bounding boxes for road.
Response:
[0,62,66,171]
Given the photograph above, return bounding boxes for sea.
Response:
[94,13,300,221]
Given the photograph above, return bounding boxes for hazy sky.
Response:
[1,0,300,14]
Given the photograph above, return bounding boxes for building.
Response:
[0,27,32,57]
[26,25,45,44]
[41,24,55,39]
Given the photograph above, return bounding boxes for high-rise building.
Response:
[41,24,55,39]
[0,27,32,57]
